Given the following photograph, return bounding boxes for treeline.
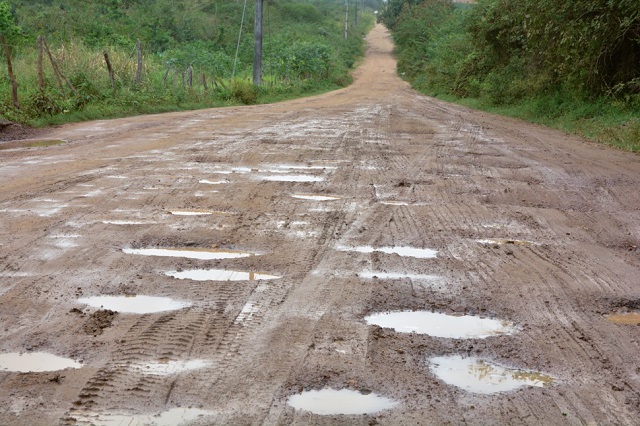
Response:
[381,0,640,151]
[0,0,379,125]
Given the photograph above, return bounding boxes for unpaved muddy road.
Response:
[1,25,639,425]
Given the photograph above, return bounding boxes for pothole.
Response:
[364,311,517,338]
[166,269,281,281]
[359,271,441,281]
[122,247,256,260]
[77,295,191,314]
[429,355,553,394]
[260,175,324,182]
[71,407,215,426]
[0,139,66,150]
[0,352,82,372]
[287,388,399,415]
[605,312,640,325]
[102,220,153,225]
[291,194,341,201]
[380,201,410,206]
[128,359,209,376]
[337,245,438,259]
[476,239,536,246]
[169,210,213,216]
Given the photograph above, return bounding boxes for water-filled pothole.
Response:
[199,179,229,185]
[337,245,438,259]
[292,194,341,201]
[166,269,281,281]
[77,295,191,314]
[0,139,66,150]
[359,271,441,281]
[72,407,215,426]
[129,359,209,376]
[169,210,214,216]
[364,311,517,338]
[0,352,82,372]
[476,239,536,246]
[606,312,640,325]
[123,247,256,260]
[287,388,398,415]
[260,175,324,182]
[429,355,553,394]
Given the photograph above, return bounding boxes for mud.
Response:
[1,24,640,425]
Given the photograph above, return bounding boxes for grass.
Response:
[425,92,640,153]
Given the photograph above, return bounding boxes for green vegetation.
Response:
[0,0,378,126]
[381,0,640,152]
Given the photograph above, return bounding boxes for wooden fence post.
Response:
[202,73,208,93]
[43,38,78,96]
[0,34,20,109]
[187,65,193,88]
[135,39,142,86]
[103,50,116,92]
[37,36,45,92]
[163,62,171,90]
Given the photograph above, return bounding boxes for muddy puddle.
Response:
[337,245,438,259]
[77,295,191,314]
[128,359,209,376]
[292,194,341,201]
[199,179,229,185]
[476,239,536,246]
[72,407,215,426]
[166,269,281,281]
[0,352,82,372]
[169,210,215,216]
[287,388,398,415]
[429,355,553,394]
[359,271,441,281]
[0,139,66,150]
[102,220,153,225]
[605,312,640,325]
[364,311,517,338]
[260,175,325,182]
[123,247,256,260]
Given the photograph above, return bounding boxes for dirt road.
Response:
[1,24,639,425]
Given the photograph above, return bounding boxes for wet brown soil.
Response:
[1,24,639,425]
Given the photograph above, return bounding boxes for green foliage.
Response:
[0,0,21,42]
[0,0,376,125]
[388,0,640,151]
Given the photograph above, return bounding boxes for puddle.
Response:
[72,407,215,426]
[260,175,324,182]
[129,359,209,376]
[337,245,438,259]
[359,272,441,281]
[476,239,536,246]
[77,295,191,314]
[166,269,281,281]
[287,388,398,415]
[169,210,213,216]
[102,220,153,225]
[429,355,553,394]
[273,164,338,171]
[292,194,341,201]
[606,312,640,325]
[123,247,255,260]
[364,311,517,338]
[0,352,82,372]
[380,201,410,206]
[199,179,229,185]
[0,139,66,150]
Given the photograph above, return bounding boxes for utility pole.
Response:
[344,0,349,39]
[253,0,263,85]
